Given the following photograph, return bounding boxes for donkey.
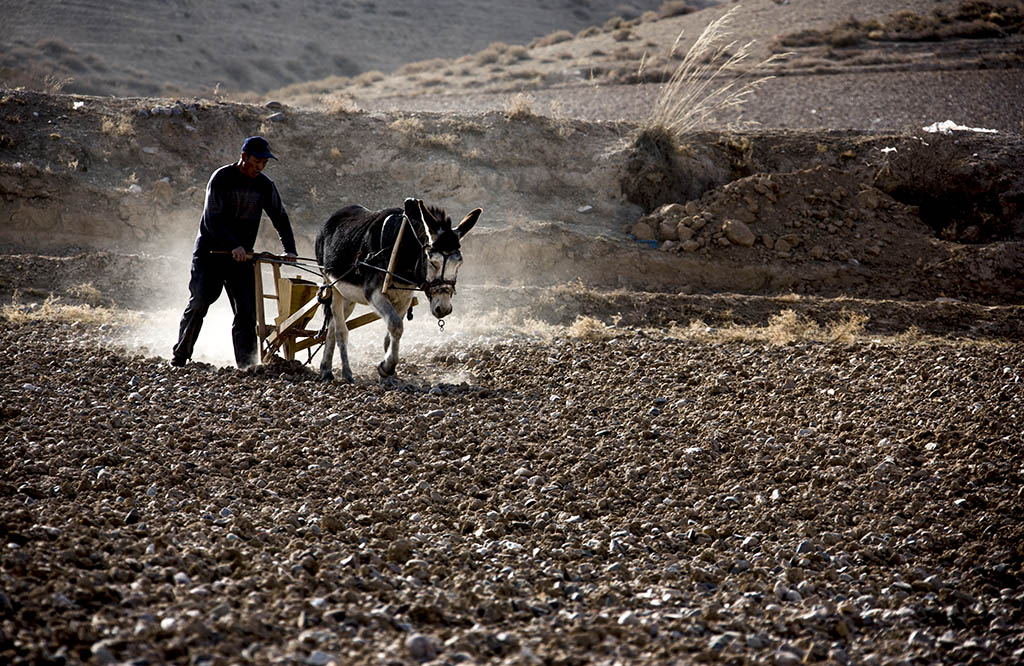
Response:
[315,197,481,382]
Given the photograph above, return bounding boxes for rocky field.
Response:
[1,309,1023,665]
[2,1,1024,664]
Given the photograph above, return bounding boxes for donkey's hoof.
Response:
[342,370,355,384]
[379,373,405,388]
[318,370,334,382]
[377,362,396,379]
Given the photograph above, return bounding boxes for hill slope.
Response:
[0,0,671,96]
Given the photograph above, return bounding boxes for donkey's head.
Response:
[405,198,481,319]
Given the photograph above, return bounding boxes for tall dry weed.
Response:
[644,5,786,140]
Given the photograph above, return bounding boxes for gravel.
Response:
[1,317,1023,665]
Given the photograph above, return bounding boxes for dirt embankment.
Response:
[1,90,1023,308]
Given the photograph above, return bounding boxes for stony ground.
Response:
[2,312,1022,665]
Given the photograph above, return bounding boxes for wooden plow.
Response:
[251,253,415,365]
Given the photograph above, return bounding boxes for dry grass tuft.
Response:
[644,6,787,140]
[66,283,104,306]
[503,93,535,120]
[667,310,870,346]
[324,92,361,114]
[825,311,869,343]
[567,316,618,340]
[2,292,129,326]
[101,113,135,137]
[389,116,460,151]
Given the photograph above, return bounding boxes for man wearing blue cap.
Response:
[171,136,298,369]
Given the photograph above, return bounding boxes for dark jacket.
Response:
[193,163,297,256]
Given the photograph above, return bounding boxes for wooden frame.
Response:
[253,255,415,365]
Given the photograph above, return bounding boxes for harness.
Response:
[356,213,459,301]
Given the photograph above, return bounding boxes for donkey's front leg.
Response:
[320,294,356,382]
[369,290,404,378]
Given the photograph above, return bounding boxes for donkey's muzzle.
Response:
[431,300,453,319]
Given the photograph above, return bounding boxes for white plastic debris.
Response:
[923,120,998,135]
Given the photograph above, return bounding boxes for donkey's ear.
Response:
[455,208,482,238]
[417,199,442,235]
[404,198,421,221]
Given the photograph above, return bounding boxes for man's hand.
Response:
[231,246,249,262]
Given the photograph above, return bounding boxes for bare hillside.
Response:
[0,0,671,96]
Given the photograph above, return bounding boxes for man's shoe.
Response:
[169,357,186,368]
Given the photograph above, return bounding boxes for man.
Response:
[171,136,298,369]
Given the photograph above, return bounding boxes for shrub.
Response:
[397,58,450,76]
[353,70,385,86]
[501,45,531,65]
[531,30,574,48]
[659,1,698,18]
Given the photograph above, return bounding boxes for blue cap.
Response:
[241,136,277,160]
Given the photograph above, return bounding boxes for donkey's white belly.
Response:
[329,277,370,306]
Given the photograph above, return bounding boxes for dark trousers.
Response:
[172,253,258,368]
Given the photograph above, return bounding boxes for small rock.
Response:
[775,646,805,665]
[709,633,733,651]
[723,219,756,246]
[306,650,332,666]
[266,112,287,122]
[387,539,414,563]
[631,221,656,241]
[774,581,801,602]
[908,629,935,648]
[657,202,686,219]
[658,219,679,241]
[406,633,438,661]
[617,610,640,626]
